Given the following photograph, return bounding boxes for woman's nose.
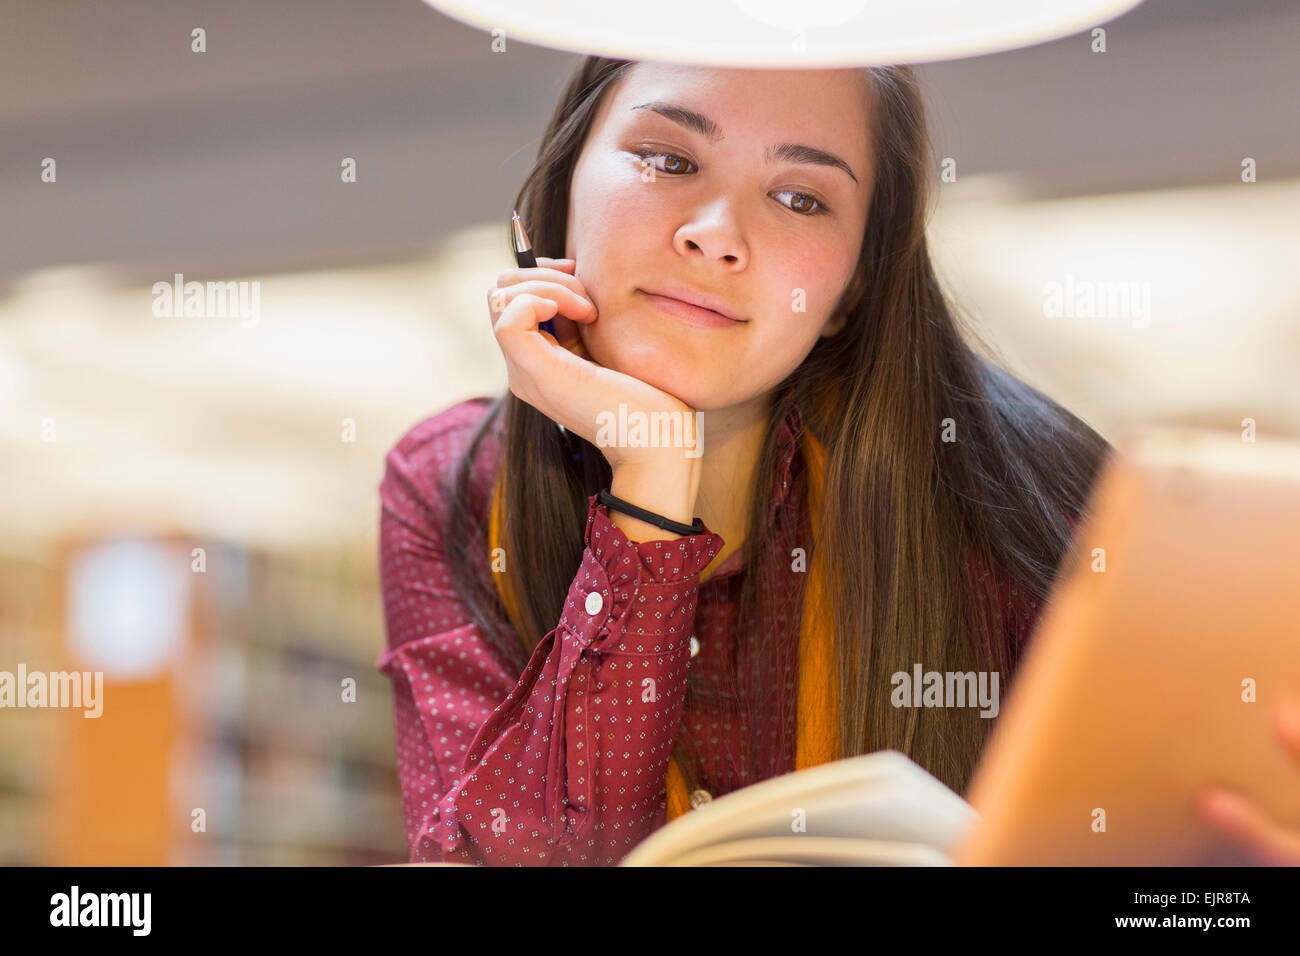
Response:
[674,209,748,269]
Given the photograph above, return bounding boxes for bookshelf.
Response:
[0,536,407,866]
[175,537,407,865]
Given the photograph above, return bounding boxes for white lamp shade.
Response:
[422,0,1146,67]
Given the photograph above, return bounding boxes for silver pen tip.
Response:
[511,213,530,253]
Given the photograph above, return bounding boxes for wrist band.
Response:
[598,488,704,536]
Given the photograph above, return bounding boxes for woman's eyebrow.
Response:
[629,100,860,186]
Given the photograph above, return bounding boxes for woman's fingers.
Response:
[493,293,593,382]
[547,312,581,351]
[1193,697,1300,865]
[528,261,592,353]
[486,278,597,331]
[496,307,609,428]
[496,259,584,301]
[1197,789,1300,865]
[486,256,686,467]
[1274,697,1300,761]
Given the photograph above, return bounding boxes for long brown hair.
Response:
[442,57,1112,797]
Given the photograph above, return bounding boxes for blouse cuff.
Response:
[558,493,724,653]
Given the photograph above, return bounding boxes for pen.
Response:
[511,209,556,338]
[511,208,577,451]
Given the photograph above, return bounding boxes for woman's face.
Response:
[565,63,875,412]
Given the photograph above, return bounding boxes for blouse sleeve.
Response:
[375,428,723,866]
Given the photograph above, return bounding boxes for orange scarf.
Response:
[488,430,839,822]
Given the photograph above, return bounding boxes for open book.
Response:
[381,751,974,867]
[617,750,976,866]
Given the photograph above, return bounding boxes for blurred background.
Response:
[1,0,1297,864]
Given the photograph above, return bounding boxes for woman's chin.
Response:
[583,340,712,406]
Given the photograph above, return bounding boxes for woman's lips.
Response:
[639,290,745,329]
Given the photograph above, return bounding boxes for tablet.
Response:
[953,425,1300,865]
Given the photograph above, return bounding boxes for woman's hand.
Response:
[1194,696,1300,865]
[487,256,700,474]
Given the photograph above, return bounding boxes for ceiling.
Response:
[3,0,1298,292]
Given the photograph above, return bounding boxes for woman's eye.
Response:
[631,149,695,176]
[631,149,829,217]
[772,190,828,217]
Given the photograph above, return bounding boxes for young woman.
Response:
[376,58,1111,866]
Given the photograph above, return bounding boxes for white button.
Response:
[584,591,603,615]
[689,788,713,809]
[689,636,700,658]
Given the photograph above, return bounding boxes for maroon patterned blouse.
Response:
[375,398,1047,866]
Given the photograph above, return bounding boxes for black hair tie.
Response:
[598,488,704,536]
